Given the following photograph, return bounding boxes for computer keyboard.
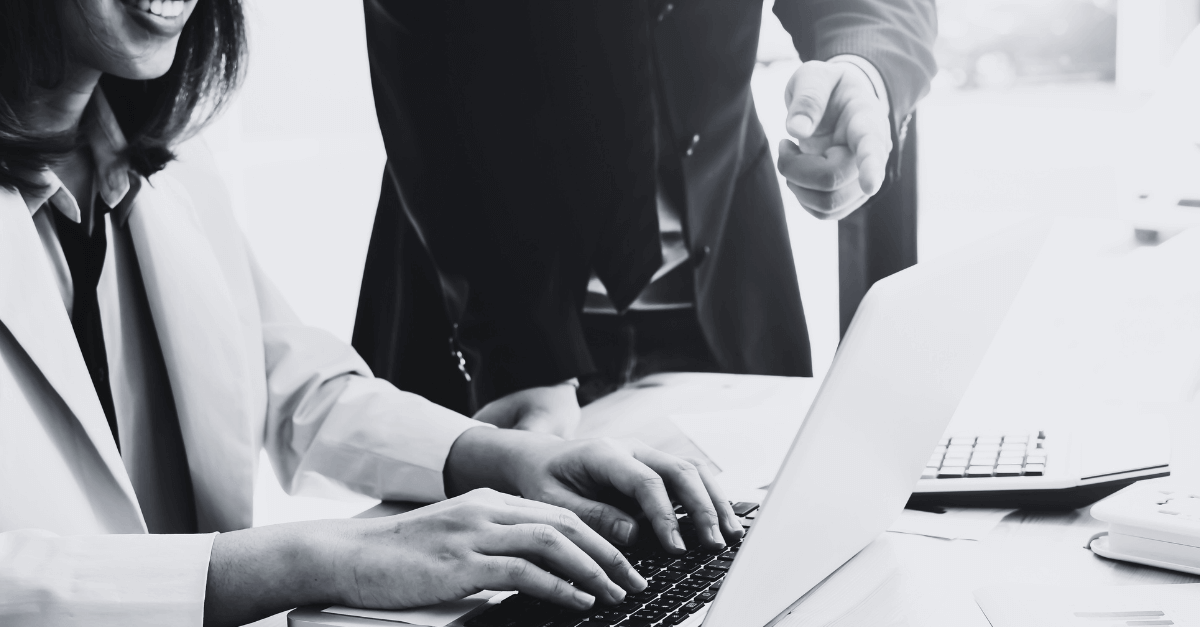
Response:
[923,431,1048,479]
[463,502,760,627]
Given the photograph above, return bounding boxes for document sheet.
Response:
[975,583,1200,627]
[322,591,501,626]
[887,507,1015,541]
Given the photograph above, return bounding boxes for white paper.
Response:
[322,591,500,626]
[887,507,1015,541]
[670,406,808,491]
[975,583,1200,627]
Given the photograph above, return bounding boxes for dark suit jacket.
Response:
[353,0,937,413]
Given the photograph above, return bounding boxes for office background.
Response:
[195,0,1200,528]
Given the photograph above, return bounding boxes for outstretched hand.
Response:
[777,59,892,221]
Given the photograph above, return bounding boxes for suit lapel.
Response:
[0,190,147,530]
[126,178,256,532]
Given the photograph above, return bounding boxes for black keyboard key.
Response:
[653,571,685,583]
[696,591,715,603]
[731,502,760,516]
[691,569,724,581]
[631,610,667,622]
[681,601,703,614]
[616,620,652,627]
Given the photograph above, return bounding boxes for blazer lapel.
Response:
[0,190,147,531]
[125,178,256,532]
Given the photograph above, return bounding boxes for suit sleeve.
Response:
[0,529,215,627]
[773,0,938,156]
[247,248,490,503]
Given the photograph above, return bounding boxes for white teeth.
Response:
[142,0,183,17]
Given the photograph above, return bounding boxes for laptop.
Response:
[289,222,1046,627]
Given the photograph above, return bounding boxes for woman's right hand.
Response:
[203,488,649,627]
[326,489,647,611]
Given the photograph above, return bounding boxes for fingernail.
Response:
[671,528,686,552]
[607,581,627,603]
[628,568,648,592]
[790,115,814,137]
[710,523,725,547]
[613,519,634,545]
[573,590,595,609]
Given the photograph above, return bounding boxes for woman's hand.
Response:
[204,489,646,627]
[444,428,744,554]
[327,489,646,610]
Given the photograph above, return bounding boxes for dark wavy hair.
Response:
[0,0,246,195]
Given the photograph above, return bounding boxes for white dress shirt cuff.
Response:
[0,529,216,626]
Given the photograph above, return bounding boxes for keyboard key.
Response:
[696,591,715,603]
[927,455,944,467]
[944,451,971,462]
[933,445,947,454]
[950,435,976,445]
[946,444,974,453]
[616,620,652,627]
[1026,455,1047,465]
[937,467,967,478]
[1024,464,1045,476]
[997,454,1024,464]
[1000,442,1026,452]
[1003,434,1029,443]
[976,435,1002,445]
[731,502,760,516]
[921,467,938,479]
[995,464,1023,476]
[681,602,704,614]
[967,466,994,477]
[938,436,950,446]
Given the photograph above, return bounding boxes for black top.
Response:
[354,0,938,409]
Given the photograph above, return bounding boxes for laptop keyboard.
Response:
[463,502,760,627]
[923,431,1048,479]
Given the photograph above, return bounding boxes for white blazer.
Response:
[0,140,481,626]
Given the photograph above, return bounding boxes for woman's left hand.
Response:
[444,428,744,553]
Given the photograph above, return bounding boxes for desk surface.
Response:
[296,372,1199,627]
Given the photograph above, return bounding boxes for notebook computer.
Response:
[289,222,1047,627]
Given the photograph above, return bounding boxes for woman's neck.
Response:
[24,64,102,209]
[25,64,102,135]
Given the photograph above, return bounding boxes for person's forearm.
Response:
[204,521,342,627]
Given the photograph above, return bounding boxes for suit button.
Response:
[657,2,674,21]
[684,133,700,157]
[692,245,711,265]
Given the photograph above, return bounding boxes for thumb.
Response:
[472,397,521,428]
[785,61,840,139]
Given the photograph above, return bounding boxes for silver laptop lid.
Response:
[703,224,1049,627]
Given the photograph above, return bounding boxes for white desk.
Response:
[290,373,1199,627]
